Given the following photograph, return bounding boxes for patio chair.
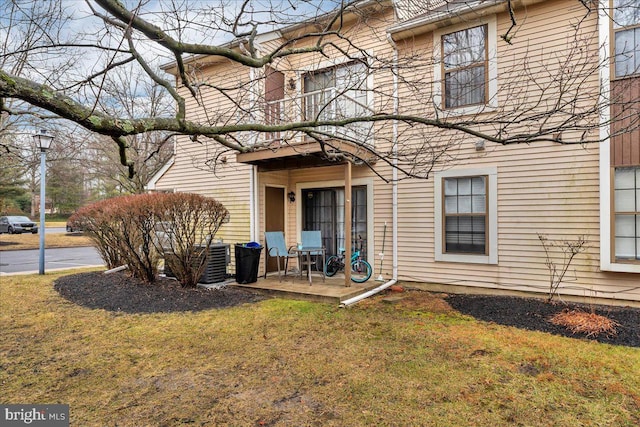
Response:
[264,231,297,281]
[300,230,326,279]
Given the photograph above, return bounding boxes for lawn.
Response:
[0,231,92,251]
[1,272,639,426]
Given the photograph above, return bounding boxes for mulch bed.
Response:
[54,272,640,347]
[54,271,265,314]
[447,294,640,348]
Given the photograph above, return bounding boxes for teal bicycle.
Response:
[324,240,372,283]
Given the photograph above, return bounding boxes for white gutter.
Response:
[390,32,399,284]
[249,65,258,242]
[388,0,500,37]
[388,0,547,40]
[250,165,257,242]
[598,0,611,272]
[340,31,401,308]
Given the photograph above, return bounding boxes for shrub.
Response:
[69,193,229,287]
[69,198,129,270]
[153,193,229,288]
[538,234,588,303]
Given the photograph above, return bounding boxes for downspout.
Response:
[340,31,400,307]
[249,65,258,242]
[598,0,612,271]
[250,166,258,242]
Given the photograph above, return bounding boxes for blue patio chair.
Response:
[264,231,297,281]
[300,230,326,279]
[301,230,324,254]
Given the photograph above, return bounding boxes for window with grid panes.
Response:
[614,0,640,78]
[442,25,487,108]
[443,176,487,254]
[614,167,640,261]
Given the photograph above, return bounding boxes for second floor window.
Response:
[614,0,640,78]
[442,25,487,108]
[303,62,368,122]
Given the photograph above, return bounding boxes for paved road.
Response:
[45,227,67,234]
[0,246,104,275]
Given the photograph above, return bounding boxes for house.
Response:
[147,0,640,304]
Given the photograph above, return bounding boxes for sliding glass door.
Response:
[302,186,367,259]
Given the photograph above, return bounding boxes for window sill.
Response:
[611,73,640,82]
[435,252,496,265]
[601,261,640,274]
[435,103,497,118]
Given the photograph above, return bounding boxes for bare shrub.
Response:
[70,194,160,283]
[70,193,229,286]
[69,199,128,270]
[153,193,229,288]
[538,234,589,303]
[118,194,164,283]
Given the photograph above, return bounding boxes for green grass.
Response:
[1,274,639,426]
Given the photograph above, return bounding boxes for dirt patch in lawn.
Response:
[446,294,640,348]
[54,271,265,313]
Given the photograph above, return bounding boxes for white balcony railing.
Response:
[259,87,374,146]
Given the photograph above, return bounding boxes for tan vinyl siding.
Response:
[152,0,640,301]
[393,0,640,301]
[153,61,253,245]
[398,147,640,300]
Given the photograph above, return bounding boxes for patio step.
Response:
[232,274,379,304]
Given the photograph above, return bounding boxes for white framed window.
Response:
[613,166,640,262]
[301,61,373,141]
[433,16,498,115]
[442,24,487,108]
[613,0,640,78]
[435,167,498,264]
[599,2,640,274]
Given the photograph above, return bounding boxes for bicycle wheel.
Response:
[325,256,341,277]
[350,259,372,283]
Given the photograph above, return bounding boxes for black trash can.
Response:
[235,242,263,284]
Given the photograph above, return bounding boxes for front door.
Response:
[264,186,285,274]
[302,186,367,259]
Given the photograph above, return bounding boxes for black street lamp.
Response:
[32,130,54,275]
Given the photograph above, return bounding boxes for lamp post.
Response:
[32,130,54,275]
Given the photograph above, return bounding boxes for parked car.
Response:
[0,216,38,234]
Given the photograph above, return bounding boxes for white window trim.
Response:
[602,166,640,273]
[433,15,498,116]
[599,1,640,273]
[434,167,498,264]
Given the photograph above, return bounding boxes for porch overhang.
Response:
[235,141,376,172]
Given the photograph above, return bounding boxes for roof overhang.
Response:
[160,0,393,74]
[145,157,175,191]
[236,141,376,172]
[388,0,547,41]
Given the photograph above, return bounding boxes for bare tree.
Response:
[0,0,636,180]
[85,69,174,194]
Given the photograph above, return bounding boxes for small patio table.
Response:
[293,247,325,285]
